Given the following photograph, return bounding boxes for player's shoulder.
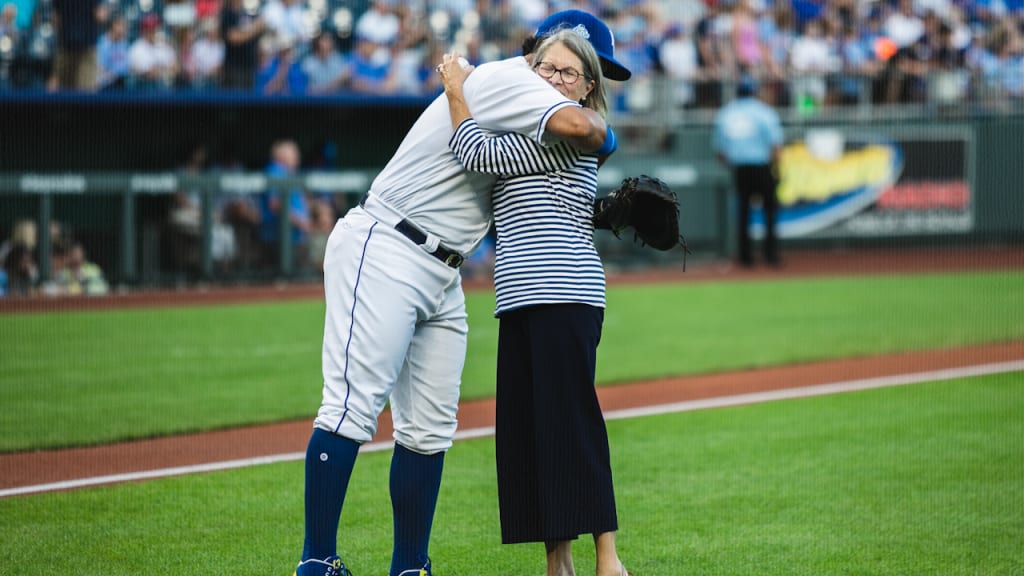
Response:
[467,56,531,83]
[475,56,528,72]
[464,56,543,104]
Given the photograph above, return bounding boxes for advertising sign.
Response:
[751,127,974,238]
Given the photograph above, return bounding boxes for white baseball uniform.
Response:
[315,56,580,453]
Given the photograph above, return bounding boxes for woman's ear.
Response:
[581,80,595,104]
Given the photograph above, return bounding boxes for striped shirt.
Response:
[450,118,605,316]
[367,56,577,256]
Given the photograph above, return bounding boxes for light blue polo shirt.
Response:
[712,97,784,166]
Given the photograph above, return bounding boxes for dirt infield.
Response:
[2,245,1023,495]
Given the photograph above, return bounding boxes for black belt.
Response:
[360,195,465,268]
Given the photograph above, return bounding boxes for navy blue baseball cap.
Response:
[535,9,632,81]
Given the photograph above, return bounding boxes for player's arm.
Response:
[440,53,579,175]
[463,58,613,153]
[450,118,579,175]
[545,106,610,154]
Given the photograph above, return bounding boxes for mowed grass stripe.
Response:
[0,374,1020,575]
[1,270,1022,451]
[4,359,1022,498]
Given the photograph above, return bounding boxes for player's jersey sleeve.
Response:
[449,117,581,176]
[462,58,579,145]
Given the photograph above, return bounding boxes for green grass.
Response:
[1,373,1021,575]
[1,270,1023,451]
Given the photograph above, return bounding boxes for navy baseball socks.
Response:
[389,443,444,576]
[298,428,360,574]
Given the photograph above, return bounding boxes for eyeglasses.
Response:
[534,62,589,85]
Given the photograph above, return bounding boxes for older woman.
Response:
[438,25,630,576]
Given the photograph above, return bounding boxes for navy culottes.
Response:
[495,303,618,543]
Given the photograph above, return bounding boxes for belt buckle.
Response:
[444,253,464,267]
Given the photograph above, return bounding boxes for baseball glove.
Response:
[593,175,690,254]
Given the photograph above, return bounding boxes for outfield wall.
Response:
[1,99,1022,287]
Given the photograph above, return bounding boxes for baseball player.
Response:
[292,10,620,576]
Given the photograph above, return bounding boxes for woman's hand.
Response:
[437,51,474,96]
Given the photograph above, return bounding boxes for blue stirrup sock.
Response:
[389,443,445,576]
[302,428,360,562]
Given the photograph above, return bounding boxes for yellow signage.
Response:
[777,143,898,206]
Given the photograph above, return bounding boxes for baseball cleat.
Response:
[294,555,352,576]
[396,557,431,576]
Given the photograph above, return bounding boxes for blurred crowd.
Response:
[0,218,109,297]
[0,0,1023,109]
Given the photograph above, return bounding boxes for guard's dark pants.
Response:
[734,164,779,266]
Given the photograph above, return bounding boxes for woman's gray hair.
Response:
[533,28,607,115]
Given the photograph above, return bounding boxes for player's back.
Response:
[368,88,497,256]
[369,55,577,256]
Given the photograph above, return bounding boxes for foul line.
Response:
[3,360,1022,499]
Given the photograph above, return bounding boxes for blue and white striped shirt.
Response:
[450,118,606,316]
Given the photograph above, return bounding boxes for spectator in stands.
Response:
[0,0,30,32]
[96,13,130,91]
[128,13,179,90]
[259,139,312,274]
[187,16,225,90]
[693,0,730,107]
[834,23,881,105]
[354,0,400,47]
[608,4,659,112]
[415,40,449,96]
[215,146,263,273]
[10,4,52,89]
[48,0,109,91]
[0,3,22,89]
[256,32,307,95]
[301,31,349,95]
[878,15,938,103]
[886,0,926,49]
[348,33,398,94]
[0,219,38,296]
[2,0,1023,108]
[306,193,336,273]
[0,3,19,45]
[168,143,241,277]
[731,0,764,72]
[167,143,210,277]
[478,0,531,59]
[974,17,1024,99]
[788,17,838,109]
[2,241,36,295]
[759,3,797,106]
[196,0,221,20]
[925,16,970,103]
[53,240,108,296]
[388,10,435,96]
[657,23,699,107]
[262,0,310,54]
[791,0,827,32]
[221,0,267,90]
[0,219,32,269]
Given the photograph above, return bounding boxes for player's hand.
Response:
[437,51,474,93]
